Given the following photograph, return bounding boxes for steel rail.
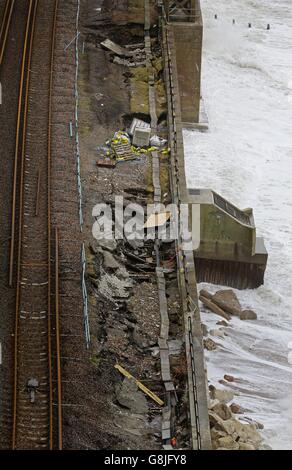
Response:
[9,0,34,288]
[55,227,63,450]
[12,0,35,449]
[47,0,59,450]
[0,0,15,67]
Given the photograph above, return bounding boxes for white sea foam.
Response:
[183,0,292,449]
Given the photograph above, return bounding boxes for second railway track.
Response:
[7,0,62,450]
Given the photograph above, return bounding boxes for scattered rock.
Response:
[123,319,136,331]
[200,289,213,300]
[116,378,148,414]
[132,327,155,349]
[98,270,133,300]
[200,294,231,321]
[211,428,227,442]
[103,251,120,270]
[217,320,229,327]
[209,386,234,404]
[204,338,217,351]
[132,328,149,349]
[94,238,117,253]
[209,411,262,447]
[224,374,235,383]
[242,417,264,430]
[211,402,233,421]
[230,403,245,415]
[209,410,227,429]
[212,289,242,316]
[216,435,240,450]
[240,310,257,321]
[239,442,256,451]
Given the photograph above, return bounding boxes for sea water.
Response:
[183,0,292,449]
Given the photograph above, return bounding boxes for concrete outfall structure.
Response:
[189,189,268,289]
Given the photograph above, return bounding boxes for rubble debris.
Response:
[129,118,150,136]
[239,442,256,450]
[224,374,236,383]
[111,131,137,161]
[97,158,116,168]
[230,403,245,415]
[241,416,264,430]
[209,408,263,450]
[212,290,242,316]
[216,320,230,327]
[200,294,231,321]
[101,39,133,57]
[123,249,155,271]
[113,56,146,67]
[240,310,258,321]
[200,289,258,321]
[204,338,217,351]
[210,402,233,421]
[133,125,151,147]
[115,378,148,414]
[95,129,168,169]
[103,251,120,270]
[97,268,133,301]
[144,211,171,229]
[209,385,234,404]
[114,364,164,406]
[150,135,167,148]
[133,326,155,349]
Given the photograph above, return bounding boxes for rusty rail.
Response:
[47,0,59,449]
[55,228,63,450]
[0,0,15,66]
[9,0,34,288]
[12,0,36,449]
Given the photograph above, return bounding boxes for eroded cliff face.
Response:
[75,0,172,450]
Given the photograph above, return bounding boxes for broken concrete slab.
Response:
[103,251,120,270]
[116,378,148,414]
[101,39,133,57]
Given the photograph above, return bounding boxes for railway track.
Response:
[5,0,62,450]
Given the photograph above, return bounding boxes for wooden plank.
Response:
[114,364,164,406]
